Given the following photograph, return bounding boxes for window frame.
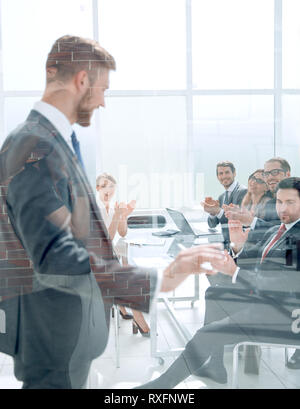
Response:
[0,0,299,180]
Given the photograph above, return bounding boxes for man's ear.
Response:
[46,67,58,80]
[74,70,90,93]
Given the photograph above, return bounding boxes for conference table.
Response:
[113,219,223,367]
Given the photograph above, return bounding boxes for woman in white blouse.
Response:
[96,173,135,240]
[96,173,150,336]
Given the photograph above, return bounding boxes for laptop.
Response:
[166,208,212,238]
[166,236,194,258]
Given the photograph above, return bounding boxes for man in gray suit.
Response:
[202,161,247,249]
[0,35,224,389]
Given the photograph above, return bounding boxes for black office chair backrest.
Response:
[127,215,166,229]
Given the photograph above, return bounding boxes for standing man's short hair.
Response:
[46,35,116,84]
[216,161,236,175]
[265,157,291,173]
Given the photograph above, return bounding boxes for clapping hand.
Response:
[224,204,254,226]
[228,219,250,253]
[126,199,136,216]
[201,197,221,216]
[114,200,136,220]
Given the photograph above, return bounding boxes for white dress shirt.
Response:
[33,100,75,154]
[216,180,238,219]
[96,195,115,230]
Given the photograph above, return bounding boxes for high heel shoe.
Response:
[119,310,133,320]
[132,320,150,337]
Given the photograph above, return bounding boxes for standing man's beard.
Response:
[76,90,93,127]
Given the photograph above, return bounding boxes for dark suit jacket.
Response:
[0,110,157,383]
[205,220,300,325]
[203,221,300,349]
[207,181,247,245]
[247,198,281,244]
[236,221,300,302]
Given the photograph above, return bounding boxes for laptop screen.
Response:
[166,208,195,235]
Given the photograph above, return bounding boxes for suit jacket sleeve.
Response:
[207,193,223,228]
[235,187,247,206]
[3,130,157,314]
[207,186,247,228]
[235,225,300,298]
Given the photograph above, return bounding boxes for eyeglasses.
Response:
[249,176,266,185]
[262,169,286,178]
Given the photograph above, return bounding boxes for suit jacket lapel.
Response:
[262,222,300,260]
[30,111,91,191]
[29,110,101,220]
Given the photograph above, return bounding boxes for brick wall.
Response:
[0,184,151,312]
[0,180,34,301]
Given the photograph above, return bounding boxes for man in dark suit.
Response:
[223,158,300,368]
[0,35,224,389]
[201,161,247,376]
[205,158,291,322]
[203,161,247,249]
[136,177,300,389]
[224,157,291,240]
[201,158,294,379]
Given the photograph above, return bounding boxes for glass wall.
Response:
[1,0,300,206]
[1,0,300,392]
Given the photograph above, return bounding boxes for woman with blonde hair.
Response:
[96,173,135,240]
[96,173,150,337]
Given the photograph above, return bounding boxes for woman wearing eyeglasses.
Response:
[228,169,273,374]
[241,169,273,219]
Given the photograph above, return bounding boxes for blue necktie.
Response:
[71,131,85,169]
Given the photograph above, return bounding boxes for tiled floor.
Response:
[1,274,300,389]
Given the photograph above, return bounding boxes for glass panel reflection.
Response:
[193,95,274,198]
[192,0,274,89]
[98,0,186,90]
[1,0,93,91]
[99,96,188,208]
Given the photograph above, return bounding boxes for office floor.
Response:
[0,275,299,389]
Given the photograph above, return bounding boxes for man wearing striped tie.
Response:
[136,177,300,389]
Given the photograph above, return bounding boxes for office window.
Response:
[280,95,300,175]
[282,0,300,88]
[192,0,274,90]
[4,97,40,135]
[1,0,300,208]
[99,96,187,208]
[193,95,274,198]
[1,0,93,91]
[98,0,186,90]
